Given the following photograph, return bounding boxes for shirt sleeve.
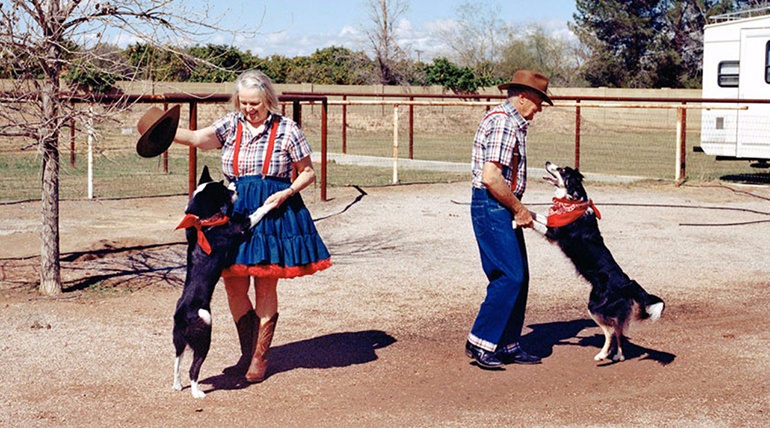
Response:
[212,113,238,148]
[285,121,312,162]
[483,116,516,169]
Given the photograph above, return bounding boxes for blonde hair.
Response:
[232,70,280,113]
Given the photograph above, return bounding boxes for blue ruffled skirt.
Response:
[222,175,331,279]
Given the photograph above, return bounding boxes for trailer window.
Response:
[718,61,739,87]
[766,42,770,84]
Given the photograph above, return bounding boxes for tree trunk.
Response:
[39,134,62,295]
[37,0,64,296]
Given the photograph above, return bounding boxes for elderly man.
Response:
[465,70,553,369]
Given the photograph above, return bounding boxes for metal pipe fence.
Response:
[2,91,768,203]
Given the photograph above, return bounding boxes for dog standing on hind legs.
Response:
[542,161,665,362]
[172,166,273,398]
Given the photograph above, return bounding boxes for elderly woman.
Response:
[173,70,331,383]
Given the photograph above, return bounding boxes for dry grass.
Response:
[1,100,767,202]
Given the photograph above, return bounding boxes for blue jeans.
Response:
[468,188,530,352]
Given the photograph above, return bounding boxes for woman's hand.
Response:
[265,187,295,208]
[265,156,315,208]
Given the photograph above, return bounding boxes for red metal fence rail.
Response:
[55,91,770,200]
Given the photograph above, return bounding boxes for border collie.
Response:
[172,166,273,398]
[543,161,664,362]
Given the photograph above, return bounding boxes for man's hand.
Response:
[513,207,534,229]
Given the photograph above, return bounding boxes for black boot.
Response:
[465,341,505,370]
[223,310,257,375]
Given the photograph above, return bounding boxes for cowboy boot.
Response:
[223,310,256,375]
[245,313,279,383]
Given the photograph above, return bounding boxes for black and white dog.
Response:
[172,166,273,398]
[542,161,664,362]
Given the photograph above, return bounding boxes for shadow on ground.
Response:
[202,330,397,393]
[721,172,770,185]
[523,319,676,366]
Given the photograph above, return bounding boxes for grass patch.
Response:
[2,103,767,202]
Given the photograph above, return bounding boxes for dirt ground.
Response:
[1,176,769,427]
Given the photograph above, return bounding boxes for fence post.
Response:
[87,104,94,199]
[321,98,328,201]
[188,101,198,196]
[160,102,168,173]
[392,104,399,184]
[342,95,347,154]
[70,116,76,167]
[292,100,302,126]
[409,96,414,159]
[575,100,581,169]
[676,105,687,182]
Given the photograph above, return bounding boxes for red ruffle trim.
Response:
[221,258,332,279]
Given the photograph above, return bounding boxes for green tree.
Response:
[571,0,664,88]
[187,44,247,82]
[571,0,742,88]
[424,57,484,94]
[288,46,376,85]
[250,54,294,83]
[65,43,131,93]
[124,43,188,82]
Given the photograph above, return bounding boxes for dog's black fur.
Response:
[172,166,256,398]
[543,161,664,362]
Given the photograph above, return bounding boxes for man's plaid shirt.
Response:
[471,100,528,199]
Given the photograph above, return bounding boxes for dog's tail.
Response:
[629,280,665,322]
[643,294,665,322]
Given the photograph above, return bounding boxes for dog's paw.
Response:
[172,381,182,392]
[594,352,608,361]
[611,352,626,362]
[190,381,206,398]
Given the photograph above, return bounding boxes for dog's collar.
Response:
[175,213,230,255]
[546,197,601,228]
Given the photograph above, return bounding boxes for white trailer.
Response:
[700,8,770,167]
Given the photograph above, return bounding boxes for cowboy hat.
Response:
[497,70,553,106]
[135,105,181,158]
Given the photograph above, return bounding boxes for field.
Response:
[1,178,769,426]
[2,99,769,202]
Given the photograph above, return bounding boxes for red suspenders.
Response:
[232,119,280,178]
[262,120,279,176]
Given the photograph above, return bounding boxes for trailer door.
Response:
[738,28,770,159]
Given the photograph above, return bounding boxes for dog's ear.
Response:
[564,168,588,201]
[199,165,213,185]
[573,168,584,181]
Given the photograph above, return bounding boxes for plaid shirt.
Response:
[471,101,528,199]
[213,112,312,180]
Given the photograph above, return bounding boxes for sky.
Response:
[196,0,578,60]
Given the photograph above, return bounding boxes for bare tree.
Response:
[437,2,508,81]
[362,0,409,85]
[441,2,586,86]
[499,24,586,87]
[0,1,242,295]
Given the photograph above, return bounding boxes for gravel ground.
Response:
[1,177,769,427]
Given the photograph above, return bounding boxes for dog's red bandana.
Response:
[175,214,230,255]
[546,198,601,227]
